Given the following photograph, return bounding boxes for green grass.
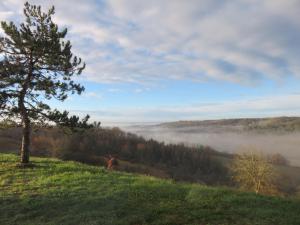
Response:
[1,153,300,225]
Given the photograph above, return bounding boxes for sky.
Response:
[1,0,300,126]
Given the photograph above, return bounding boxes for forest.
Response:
[0,123,229,185]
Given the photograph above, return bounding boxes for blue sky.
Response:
[1,0,300,126]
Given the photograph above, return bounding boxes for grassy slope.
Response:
[1,154,300,225]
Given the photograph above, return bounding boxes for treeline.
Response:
[1,124,297,195]
[1,126,229,185]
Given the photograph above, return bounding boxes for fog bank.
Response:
[124,125,300,166]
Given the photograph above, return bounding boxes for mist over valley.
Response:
[125,117,300,166]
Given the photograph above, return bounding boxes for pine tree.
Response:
[0,2,87,164]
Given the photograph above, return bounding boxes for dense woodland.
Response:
[0,124,230,185]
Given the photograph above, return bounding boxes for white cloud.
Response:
[0,0,300,85]
[0,11,13,20]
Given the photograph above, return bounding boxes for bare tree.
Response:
[230,150,279,195]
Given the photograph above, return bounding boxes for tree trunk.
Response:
[255,180,261,194]
[19,52,33,165]
[20,116,31,164]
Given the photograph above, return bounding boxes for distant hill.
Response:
[1,153,300,225]
[158,117,300,132]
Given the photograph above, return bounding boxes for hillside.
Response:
[1,154,300,225]
[0,126,229,185]
[158,117,300,132]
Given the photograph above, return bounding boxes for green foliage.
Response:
[0,2,92,163]
[0,2,85,125]
[1,153,300,225]
[47,110,99,131]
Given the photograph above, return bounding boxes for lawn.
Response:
[1,153,300,225]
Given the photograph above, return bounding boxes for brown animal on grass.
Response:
[105,155,119,170]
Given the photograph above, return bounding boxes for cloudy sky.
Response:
[1,0,300,125]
